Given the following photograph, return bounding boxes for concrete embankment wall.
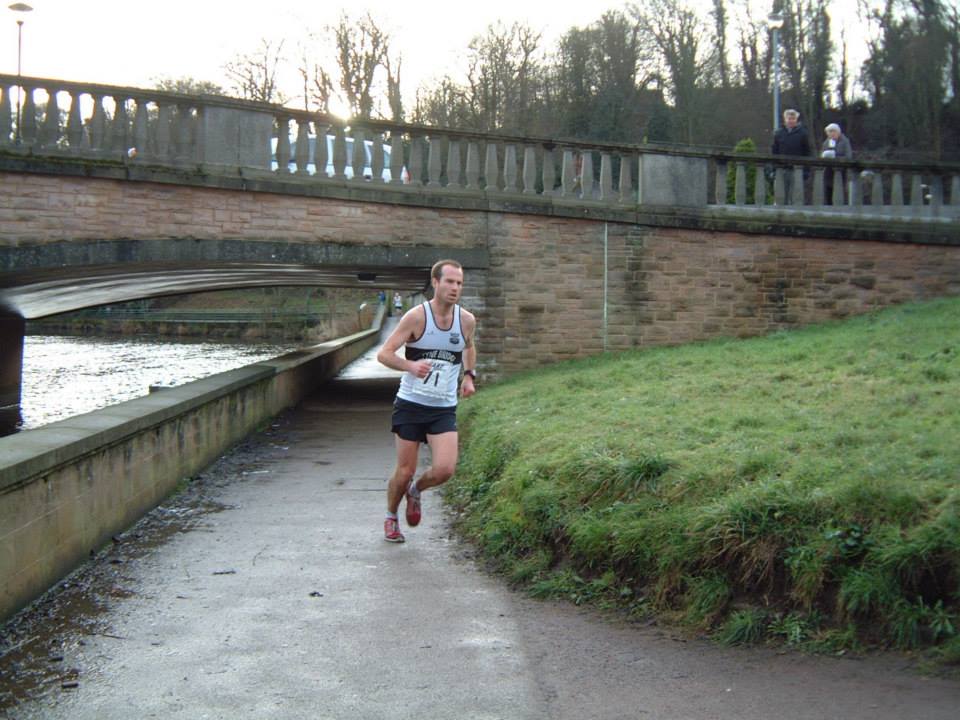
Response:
[0,322,381,622]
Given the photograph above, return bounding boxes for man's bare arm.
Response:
[460,310,478,398]
[376,309,431,377]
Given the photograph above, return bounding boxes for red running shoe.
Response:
[405,486,422,527]
[384,517,405,543]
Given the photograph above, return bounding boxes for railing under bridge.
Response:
[2,74,959,222]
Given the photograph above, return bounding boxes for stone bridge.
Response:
[2,73,960,432]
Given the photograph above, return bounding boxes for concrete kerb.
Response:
[0,315,382,622]
[0,365,275,490]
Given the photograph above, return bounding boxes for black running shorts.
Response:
[392,398,458,442]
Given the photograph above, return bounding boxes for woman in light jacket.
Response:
[821,123,853,203]
[821,123,853,159]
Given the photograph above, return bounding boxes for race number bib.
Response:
[418,359,456,400]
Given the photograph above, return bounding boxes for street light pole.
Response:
[8,3,33,143]
[768,12,784,133]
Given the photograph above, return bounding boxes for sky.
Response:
[5,0,864,111]
[5,0,625,98]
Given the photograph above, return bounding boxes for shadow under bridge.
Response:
[0,239,489,318]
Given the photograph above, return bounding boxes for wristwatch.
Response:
[464,369,477,380]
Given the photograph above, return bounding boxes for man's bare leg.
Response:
[400,431,458,528]
[388,436,421,515]
[415,431,459,491]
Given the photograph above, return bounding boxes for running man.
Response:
[376,260,477,543]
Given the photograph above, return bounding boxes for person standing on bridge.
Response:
[376,260,477,543]
[771,108,813,203]
[821,122,853,205]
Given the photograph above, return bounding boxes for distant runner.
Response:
[376,260,477,543]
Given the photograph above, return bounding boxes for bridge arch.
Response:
[0,237,488,318]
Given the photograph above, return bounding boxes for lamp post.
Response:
[768,11,784,133]
[8,2,33,143]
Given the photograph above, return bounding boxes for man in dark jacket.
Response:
[771,109,812,204]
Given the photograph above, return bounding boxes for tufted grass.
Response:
[446,297,960,657]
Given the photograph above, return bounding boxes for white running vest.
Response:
[396,303,464,408]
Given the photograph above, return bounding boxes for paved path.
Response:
[2,347,959,719]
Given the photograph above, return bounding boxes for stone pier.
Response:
[0,314,24,436]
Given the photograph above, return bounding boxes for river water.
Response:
[20,335,301,430]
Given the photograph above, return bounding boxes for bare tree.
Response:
[550,10,659,141]
[293,42,315,112]
[411,22,547,134]
[859,0,953,156]
[713,0,731,88]
[773,0,832,133]
[734,5,770,92]
[836,30,850,112]
[153,77,225,96]
[224,39,286,104]
[945,1,960,110]
[299,35,336,114]
[462,21,545,133]
[632,0,714,143]
[333,12,389,119]
[384,53,404,122]
[413,78,473,127]
[298,12,403,121]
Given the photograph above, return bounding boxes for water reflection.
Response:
[21,336,299,430]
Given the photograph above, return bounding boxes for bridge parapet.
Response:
[2,74,958,225]
[0,74,274,169]
[710,152,960,222]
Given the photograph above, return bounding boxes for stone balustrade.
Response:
[711,152,960,220]
[0,74,273,168]
[2,74,958,220]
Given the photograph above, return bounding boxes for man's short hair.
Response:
[783,109,800,119]
[431,259,462,281]
[824,123,841,134]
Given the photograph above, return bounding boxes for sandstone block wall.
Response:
[0,173,488,250]
[481,217,960,376]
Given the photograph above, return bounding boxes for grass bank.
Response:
[448,297,960,660]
